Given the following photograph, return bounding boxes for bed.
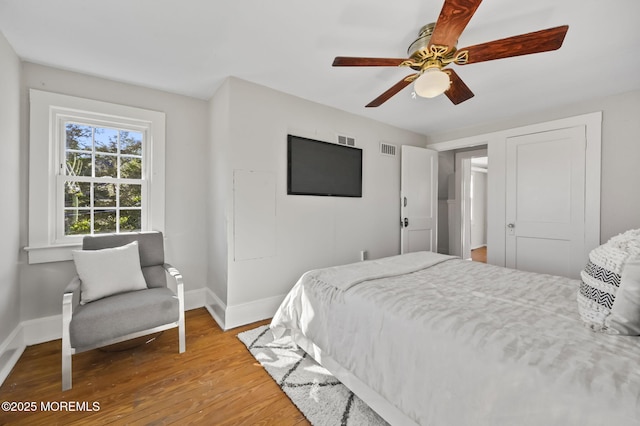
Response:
[270,251,640,425]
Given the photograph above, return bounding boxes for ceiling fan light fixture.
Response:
[413,68,450,98]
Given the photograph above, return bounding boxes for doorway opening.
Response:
[461,153,488,262]
[468,156,488,263]
[438,147,488,262]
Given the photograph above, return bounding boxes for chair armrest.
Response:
[163,263,184,298]
[163,263,185,321]
[62,276,81,351]
[63,276,81,309]
[163,263,183,286]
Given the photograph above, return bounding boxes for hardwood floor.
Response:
[471,246,487,263]
[0,308,309,425]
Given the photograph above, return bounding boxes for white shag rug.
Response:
[237,325,388,426]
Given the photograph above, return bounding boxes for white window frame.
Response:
[26,89,165,264]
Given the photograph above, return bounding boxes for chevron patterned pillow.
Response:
[577,229,640,332]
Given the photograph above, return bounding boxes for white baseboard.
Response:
[22,314,62,346]
[224,293,285,330]
[203,288,285,331]
[0,326,25,387]
[184,287,207,311]
[203,288,226,330]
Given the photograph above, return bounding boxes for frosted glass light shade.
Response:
[414,68,450,98]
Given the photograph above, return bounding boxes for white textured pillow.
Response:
[72,241,148,304]
[606,257,640,335]
[577,229,640,332]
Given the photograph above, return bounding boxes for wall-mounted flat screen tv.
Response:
[287,134,362,197]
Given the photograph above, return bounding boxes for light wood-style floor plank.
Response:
[471,246,487,263]
[0,308,309,425]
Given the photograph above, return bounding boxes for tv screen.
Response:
[287,134,362,197]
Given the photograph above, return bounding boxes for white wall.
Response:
[0,31,21,346]
[208,77,429,326]
[18,63,210,321]
[428,89,640,242]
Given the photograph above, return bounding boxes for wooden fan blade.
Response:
[366,75,416,107]
[429,0,483,51]
[333,57,407,67]
[460,25,569,64]
[444,69,474,105]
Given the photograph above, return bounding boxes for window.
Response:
[27,89,165,264]
[62,123,145,237]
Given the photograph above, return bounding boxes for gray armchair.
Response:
[62,231,185,391]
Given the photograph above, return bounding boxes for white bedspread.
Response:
[271,252,640,426]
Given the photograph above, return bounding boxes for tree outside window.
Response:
[64,123,143,236]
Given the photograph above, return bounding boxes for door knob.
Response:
[507,223,515,228]
[403,218,409,227]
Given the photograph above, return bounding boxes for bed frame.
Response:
[293,330,418,425]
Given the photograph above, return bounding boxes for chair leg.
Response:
[62,292,74,391]
[62,347,72,391]
[178,316,186,353]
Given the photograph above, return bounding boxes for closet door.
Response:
[505,126,586,278]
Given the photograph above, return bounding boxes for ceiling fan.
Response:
[332,0,568,107]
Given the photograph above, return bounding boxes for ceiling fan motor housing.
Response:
[407,23,436,58]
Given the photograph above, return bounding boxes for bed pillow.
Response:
[577,229,640,332]
[72,241,148,305]
[605,256,640,335]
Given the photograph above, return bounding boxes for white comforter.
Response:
[271,252,640,425]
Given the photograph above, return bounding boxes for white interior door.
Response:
[505,126,586,278]
[401,145,438,254]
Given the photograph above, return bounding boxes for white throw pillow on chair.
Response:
[72,240,148,304]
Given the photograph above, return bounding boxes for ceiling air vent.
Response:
[337,134,356,146]
[380,142,397,156]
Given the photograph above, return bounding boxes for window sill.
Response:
[24,244,81,264]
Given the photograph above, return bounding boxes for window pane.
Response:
[94,127,118,153]
[94,183,116,207]
[120,184,141,207]
[94,210,117,234]
[95,154,117,177]
[65,152,92,177]
[119,210,141,232]
[120,130,142,155]
[65,209,91,235]
[66,123,92,151]
[64,181,90,208]
[120,157,142,179]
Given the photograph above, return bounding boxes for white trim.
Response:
[24,243,82,264]
[0,327,25,387]
[184,287,207,311]
[22,314,62,345]
[224,294,286,330]
[454,148,488,259]
[203,288,284,331]
[204,288,226,330]
[429,112,602,267]
[27,89,166,264]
